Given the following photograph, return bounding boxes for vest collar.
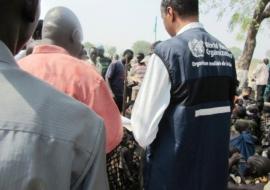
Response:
[176,22,204,36]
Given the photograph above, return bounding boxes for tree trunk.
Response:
[238,25,260,70]
[237,0,270,88]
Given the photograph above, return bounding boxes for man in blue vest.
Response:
[131,0,237,189]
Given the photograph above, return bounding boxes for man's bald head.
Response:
[0,0,40,54]
[42,7,83,58]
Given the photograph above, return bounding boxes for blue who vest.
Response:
[144,28,237,190]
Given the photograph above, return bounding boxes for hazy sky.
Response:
[41,0,270,58]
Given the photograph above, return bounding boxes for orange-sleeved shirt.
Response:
[19,44,123,153]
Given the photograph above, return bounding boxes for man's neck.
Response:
[0,33,18,55]
[40,38,56,46]
[174,16,199,36]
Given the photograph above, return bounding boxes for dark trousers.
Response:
[114,96,123,113]
[257,85,266,113]
[257,85,266,101]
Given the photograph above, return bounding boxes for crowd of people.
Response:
[227,58,270,190]
[1,0,270,190]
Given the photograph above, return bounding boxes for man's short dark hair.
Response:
[33,20,43,40]
[161,0,199,17]
[89,47,97,54]
[263,58,269,65]
[137,53,145,59]
[123,49,134,57]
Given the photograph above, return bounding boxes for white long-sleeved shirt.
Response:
[253,63,269,85]
[131,55,171,148]
[131,22,204,148]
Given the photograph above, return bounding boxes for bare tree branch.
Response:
[262,0,270,19]
[262,2,270,18]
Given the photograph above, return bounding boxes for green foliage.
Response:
[132,40,151,55]
[201,0,257,36]
[106,46,117,57]
[235,33,245,41]
[83,42,94,51]
[229,46,242,59]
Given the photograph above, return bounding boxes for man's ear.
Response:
[22,0,39,22]
[166,7,175,22]
[71,29,82,43]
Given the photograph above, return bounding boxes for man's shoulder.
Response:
[20,51,84,67]
[154,37,184,62]
[4,66,101,118]
[109,60,123,68]
[0,68,103,151]
[155,37,179,50]
[22,53,104,84]
[115,60,123,66]
[78,60,106,88]
[32,78,104,152]
[155,28,231,56]
[56,55,104,82]
[154,32,193,56]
